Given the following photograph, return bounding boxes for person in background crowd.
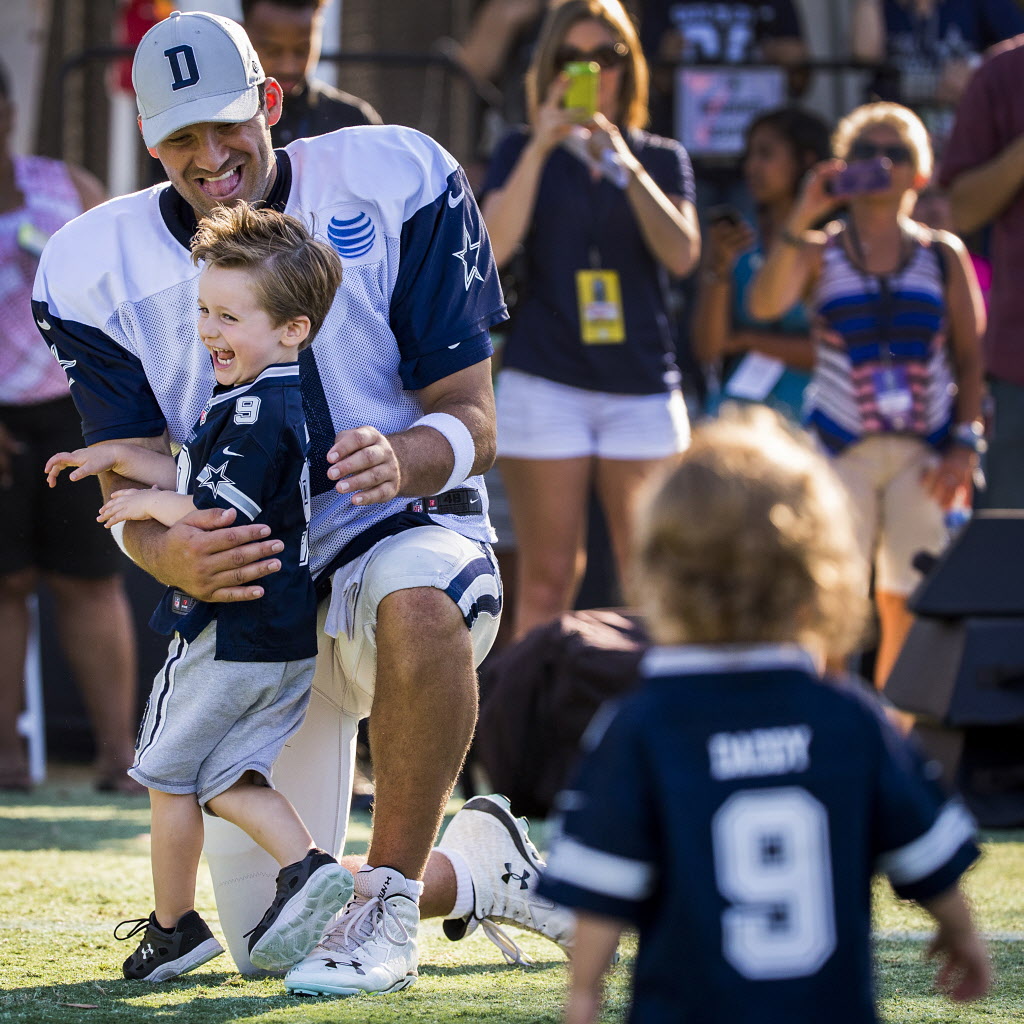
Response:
[240,0,381,146]
[541,406,991,1024]
[481,0,700,641]
[454,0,550,140]
[692,106,831,421]
[749,102,986,691]
[639,0,809,209]
[851,0,1024,149]
[940,34,1024,510]
[913,185,992,310]
[0,59,141,794]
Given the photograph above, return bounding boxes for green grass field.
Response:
[1,767,1021,1024]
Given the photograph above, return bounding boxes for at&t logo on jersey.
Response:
[323,204,381,265]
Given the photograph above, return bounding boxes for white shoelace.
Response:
[320,895,411,955]
[479,919,534,966]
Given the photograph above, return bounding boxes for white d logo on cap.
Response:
[164,44,201,91]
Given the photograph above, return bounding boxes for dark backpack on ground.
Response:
[474,609,649,819]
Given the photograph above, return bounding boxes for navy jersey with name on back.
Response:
[541,646,979,1024]
[31,126,507,578]
[150,364,317,662]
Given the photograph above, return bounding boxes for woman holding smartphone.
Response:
[481,0,700,641]
[693,106,831,421]
[749,101,986,691]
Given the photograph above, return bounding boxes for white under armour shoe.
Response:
[438,794,576,964]
[284,866,418,998]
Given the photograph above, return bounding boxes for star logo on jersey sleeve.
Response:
[196,460,262,521]
[50,344,76,385]
[196,461,234,498]
[452,225,484,291]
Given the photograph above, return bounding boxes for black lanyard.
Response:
[577,129,633,269]
[844,218,914,369]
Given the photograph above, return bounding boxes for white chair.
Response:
[17,594,46,784]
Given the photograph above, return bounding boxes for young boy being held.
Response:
[539,406,992,1024]
[45,204,349,982]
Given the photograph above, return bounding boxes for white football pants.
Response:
[202,527,501,972]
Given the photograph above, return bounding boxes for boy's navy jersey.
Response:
[150,364,317,663]
[31,126,507,578]
[541,645,979,1024]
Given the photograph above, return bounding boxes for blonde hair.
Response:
[527,0,649,131]
[633,406,868,658]
[191,203,342,350]
[831,101,933,185]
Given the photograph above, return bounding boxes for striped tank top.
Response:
[0,155,83,406]
[805,226,955,454]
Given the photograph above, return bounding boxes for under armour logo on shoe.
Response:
[501,863,530,889]
[322,958,365,975]
[141,943,155,960]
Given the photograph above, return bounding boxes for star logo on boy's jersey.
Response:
[196,461,234,498]
[452,225,484,290]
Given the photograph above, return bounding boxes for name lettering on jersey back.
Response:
[708,725,812,781]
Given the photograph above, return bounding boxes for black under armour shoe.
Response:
[247,848,354,971]
[116,910,224,982]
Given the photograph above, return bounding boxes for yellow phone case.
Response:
[563,61,599,121]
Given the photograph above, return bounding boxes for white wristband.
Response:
[412,412,476,494]
[109,521,139,565]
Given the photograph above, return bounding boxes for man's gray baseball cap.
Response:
[133,10,265,147]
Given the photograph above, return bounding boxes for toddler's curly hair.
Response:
[633,406,868,659]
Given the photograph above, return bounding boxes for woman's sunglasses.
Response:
[555,41,629,69]
[849,141,914,165]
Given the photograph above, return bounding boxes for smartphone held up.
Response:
[563,60,599,122]
[827,157,893,197]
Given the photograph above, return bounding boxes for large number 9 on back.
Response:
[712,787,837,979]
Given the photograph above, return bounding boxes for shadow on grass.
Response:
[418,959,567,977]
[1,965,569,1023]
[0,815,149,852]
[2,973,299,1023]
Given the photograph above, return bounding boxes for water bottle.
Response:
[944,501,971,539]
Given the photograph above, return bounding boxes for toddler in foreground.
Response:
[46,204,349,981]
[540,406,991,1023]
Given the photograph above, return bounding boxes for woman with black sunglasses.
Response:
[480,0,700,642]
[749,101,986,694]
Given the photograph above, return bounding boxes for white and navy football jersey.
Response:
[32,125,507,578]
[150,364,317,662]
[541,646,979,1024]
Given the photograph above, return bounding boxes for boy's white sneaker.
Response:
[438,794,576,964]
[284,866,418,997]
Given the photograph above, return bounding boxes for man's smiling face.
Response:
[149,109,277,219]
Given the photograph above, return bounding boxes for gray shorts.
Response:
[129,620,314,807]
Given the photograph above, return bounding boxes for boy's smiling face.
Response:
[197,264,307,387]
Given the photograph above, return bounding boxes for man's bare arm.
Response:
[948,133,1024,234]
[327,359,496,504]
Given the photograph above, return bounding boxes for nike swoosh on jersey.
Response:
[222,446,244,458]
[447,190,466,209]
